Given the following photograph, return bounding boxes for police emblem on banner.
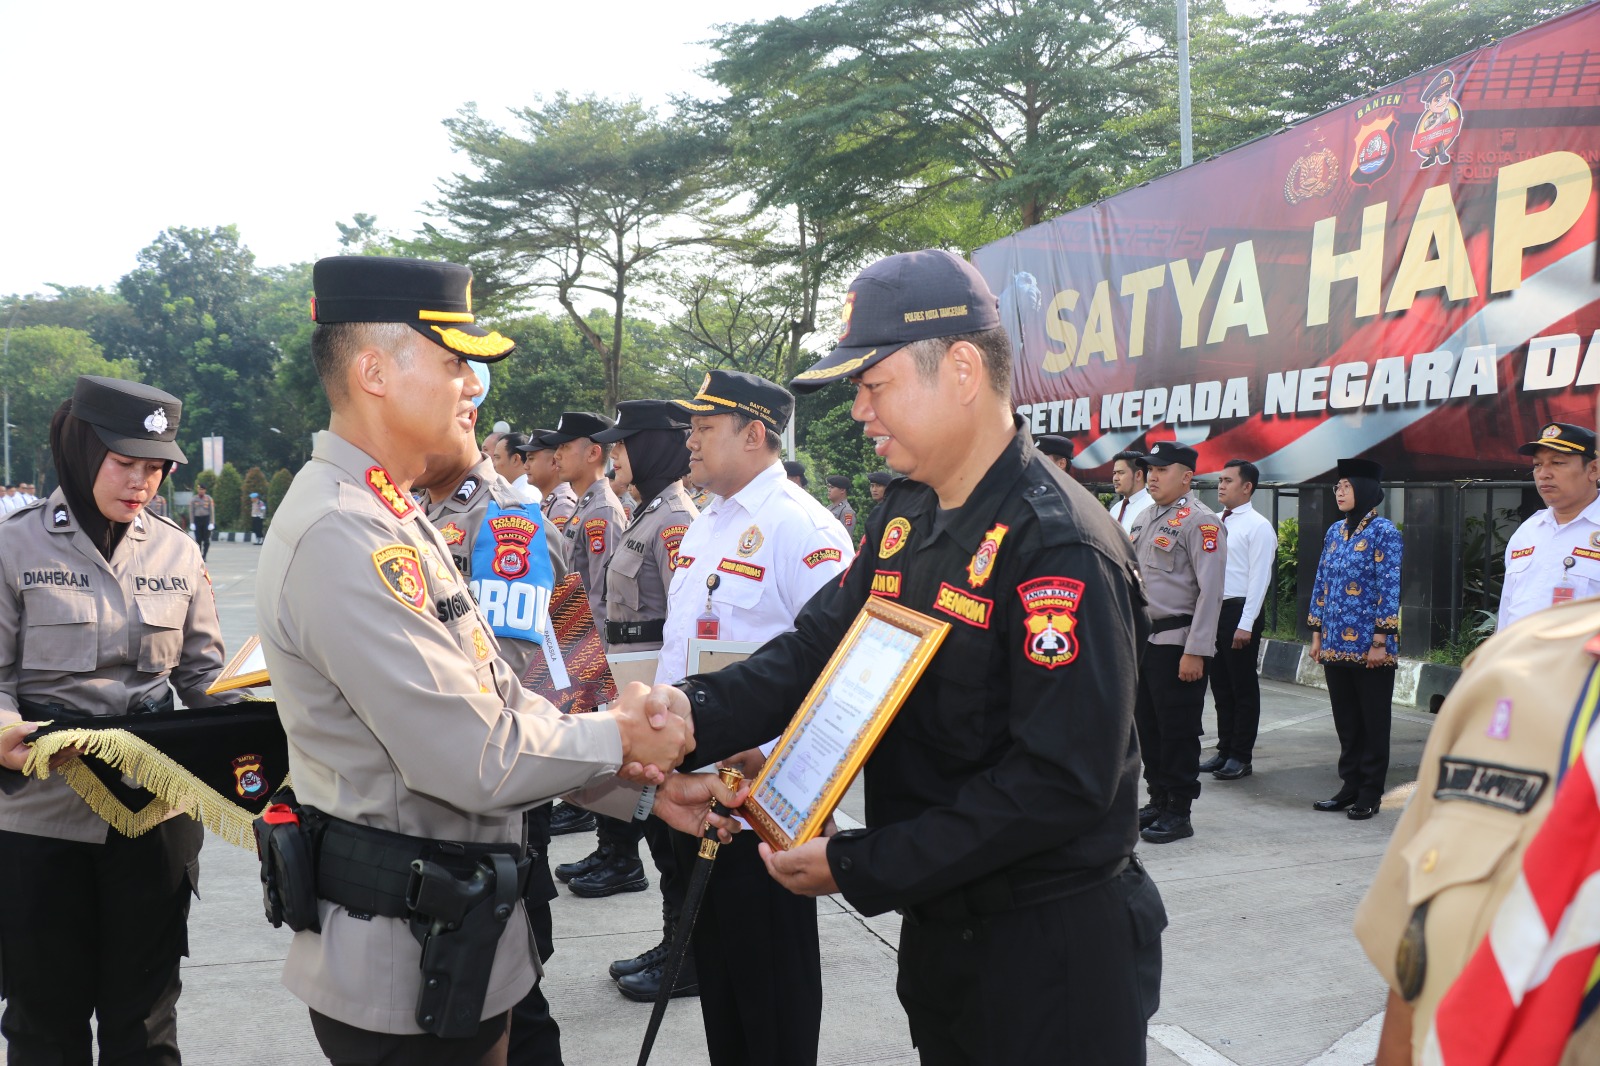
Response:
[879,517,911,559]
[1017,576,1085,669]
[965,523,1008,588]
[1350,106,1399,186]
[1283,142,1339,205]
[373,544,426,611]
[232,754,266,799]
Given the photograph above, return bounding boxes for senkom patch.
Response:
[933,582,993,628]
[373,544,427,612]
[1017,575,1085,669]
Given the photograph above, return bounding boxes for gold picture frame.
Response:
[745,597,950,851]
[206,633,270,695]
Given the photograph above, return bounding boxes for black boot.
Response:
[1138,794,1166,829]
[567,852,648,898]
[617,955,699,1002]
[1140,809,1194,844]
[555,844,612,884]
[610,934,670,980]
[550,802,597,836]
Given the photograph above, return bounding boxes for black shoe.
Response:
[610,937,669,980]
[567,854,648,898]
[550,802,597,836]
[617,958,699,1002]
[1137,803,1163,829]
[555,846,611,884]
[1140,811,1194,844]
[1312,796,1356,812]
[1197,753,1226,774]
[1347,805,1377,820]
[1213,759,1252,780]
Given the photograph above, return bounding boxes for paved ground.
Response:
[10,540,1432,1064]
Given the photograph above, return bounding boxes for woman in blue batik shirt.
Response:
[1306,457,1402,821]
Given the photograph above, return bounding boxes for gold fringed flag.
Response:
[521,573,618,714]
[20,699,290,850]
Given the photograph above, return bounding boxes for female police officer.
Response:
[0,375,237,1065]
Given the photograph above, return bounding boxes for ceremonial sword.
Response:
[636,764,744,1066]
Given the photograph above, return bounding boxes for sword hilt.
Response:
[698,766,744,859]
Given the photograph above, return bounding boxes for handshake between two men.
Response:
[607,681,745,843]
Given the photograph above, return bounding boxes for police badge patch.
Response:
[1199,523,1220,553]
[585,518,608,555]
[232,754,267,799]
[1017,576,1085,669]
[879,517,911,559]
[439,522,467,546]
[373,544,427,612]
[737,525,764,557]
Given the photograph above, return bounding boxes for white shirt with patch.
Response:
[1498,493,1600,631]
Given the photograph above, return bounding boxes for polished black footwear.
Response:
[1140,811,1194,844]
[1137,803,1163,829]
[610,937,669,980]
[567,854,648,898]
[1348,805,1377,820]
[555,845,611,884]
[550,802,597,836]
[1197,753,1226,774]
[617,957,699,1002]
[1312,796,1357,812]
[1213,759,1253,780]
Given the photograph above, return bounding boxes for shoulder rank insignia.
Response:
[879,517,911,559]
[366,466,414,519]
[53,506,70,527]
[373,544,426,612]
[454,477,481,504]
[966,523,1009,588]
[645,497,662,514]
[1018,576,1085,669]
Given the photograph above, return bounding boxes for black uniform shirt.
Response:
[680,430,1148,918]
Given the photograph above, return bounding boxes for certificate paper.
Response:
[746,598,949,850]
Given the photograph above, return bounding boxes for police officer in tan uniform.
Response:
[545,412,626,634]
[1130,441,1228,844]
[0,375,238,1064]
[519,431,579,532]
[252,255,706,1065]
[1354,594,1600,1065]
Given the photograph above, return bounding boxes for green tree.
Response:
[428,94,726,411]
[267,468,294,532]
[660,261,798,385]
[0,322,138,486]
[213,463,243,530]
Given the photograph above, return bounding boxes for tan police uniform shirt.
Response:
[542,482,579,532]
[256,431,639,1035]
[1130,494,1227,654]
[1354,596,1600,1065]
[562,478,626,634]
[0,491,236,843]
[603,482,698,653]
[425,457,567,680]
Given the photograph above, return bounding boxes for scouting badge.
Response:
[879,517,911,559]
[965,523,1009,589]
[1017,576,1085,669]
[373,544,426,612]
[1199,523,1220,553]
[737,525,764,557]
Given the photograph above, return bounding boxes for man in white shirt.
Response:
[655,369,852,1066]
[1498,422,1600,631]
[1200,459,1276,780]
[1108,449,1152,533]
[488,430,541,505]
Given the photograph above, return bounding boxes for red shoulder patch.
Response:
[661,523,688,563]
[803,547,843,569]
[585,517,608,555]
[439,522,466,546]
[1199,523,1220,553]
[365,466,414,519]
[1017,576,1085,669]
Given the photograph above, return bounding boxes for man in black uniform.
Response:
[635,249,1165,1064]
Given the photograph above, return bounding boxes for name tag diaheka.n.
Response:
[746,597,949,851]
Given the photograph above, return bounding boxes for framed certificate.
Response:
[207,634,270,695]
[745,598,949,851]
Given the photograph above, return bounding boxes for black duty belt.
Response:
[900,857,1130,925]
[605,619,665,645]
[1150,614,1194,634]
[19,688,175,721]
[301,807,530,919]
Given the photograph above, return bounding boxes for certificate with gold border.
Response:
[746,598,949,851]
[206,633,270,695]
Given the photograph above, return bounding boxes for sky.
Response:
[0,0,816,297]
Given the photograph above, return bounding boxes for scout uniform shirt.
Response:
[1130,494,1227,654]
[256,431,638,1035]
[562,478,627,633]
[828,497,856,534]
[0,491,235,843]
[425,456,567,680]
[655,461,852,686]
[603,481,698,653]
[1353,595,1600,1065]
[542,482,579,532]
[1497,493,1600,631]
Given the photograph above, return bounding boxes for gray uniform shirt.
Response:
[0,491,236,842]
[1129,493,1228,655]
[828,498,857,535]
[562,479,627,633]
[542,482,579,532]
[603,482,698,652]
[256,431,637,1034]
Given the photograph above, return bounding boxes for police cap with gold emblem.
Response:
[541,411,616,445]
[591,400,691,444]
[72,375,186,464]
[1518,421,1597,460]
[673,369,793,434]
[790,249,1001,393]
[310,255,515,363]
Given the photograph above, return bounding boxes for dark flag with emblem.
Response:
[520,572,618,713]
[19,700,290,850]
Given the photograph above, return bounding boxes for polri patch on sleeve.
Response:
[1434,756,1548,813]
[661,524,688,561]
[803,547,843,569]
[1199,523,1220,553]
[365,466,415,519]
[1017,576,1085,669]
[585,517,608,555]
[373,544,427,612]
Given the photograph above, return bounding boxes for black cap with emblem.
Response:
[790,249,1001,393]
[516,429,558,455]
[591,400,691,443]
[71,376,186,463]
[1518,421,1597,460]
[310,255,516,363]
[1141,441,1198,470]
[542,411,617,445]
[674,369,793,435]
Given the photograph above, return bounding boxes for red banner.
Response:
[973,3,1600,481]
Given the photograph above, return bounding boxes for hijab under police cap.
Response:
[310,255,516,363]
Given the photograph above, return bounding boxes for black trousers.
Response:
[251,516,265,543]
[896,860,1165,1065]
[310,1010,509,1066]
[509,804,562,1066]
[1134,643,1209,812]
[1323,663,1395,806]
[675,830,821,1066]
[594,813,641,859]
[1208,599,1263,762]
[0,816,203,1066]
[192,525,210,559]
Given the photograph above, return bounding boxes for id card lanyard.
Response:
[696,574,721,639]
[1554,555,1578,606]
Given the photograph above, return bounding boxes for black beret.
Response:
[783,460,807,485]
[1036,434,1075,460]
[866,470,894,486]
[311,255,515,362]
[826,475,851,490]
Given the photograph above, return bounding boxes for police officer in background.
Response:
[867,468,893,503]
[636,250,1163,1064]
[547,412,626,636]
[783,459,808,489]
[187,481,214,559]
[1108,449,1152,534]
[0,376,240,1064]
[519,431,579,532]
[1130,442,1228,844]
[1497,422,1600,631]
[253,256,707,1065]
[1037,433,1074,473]
[825,474,856,534]
[488,431,540,506]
